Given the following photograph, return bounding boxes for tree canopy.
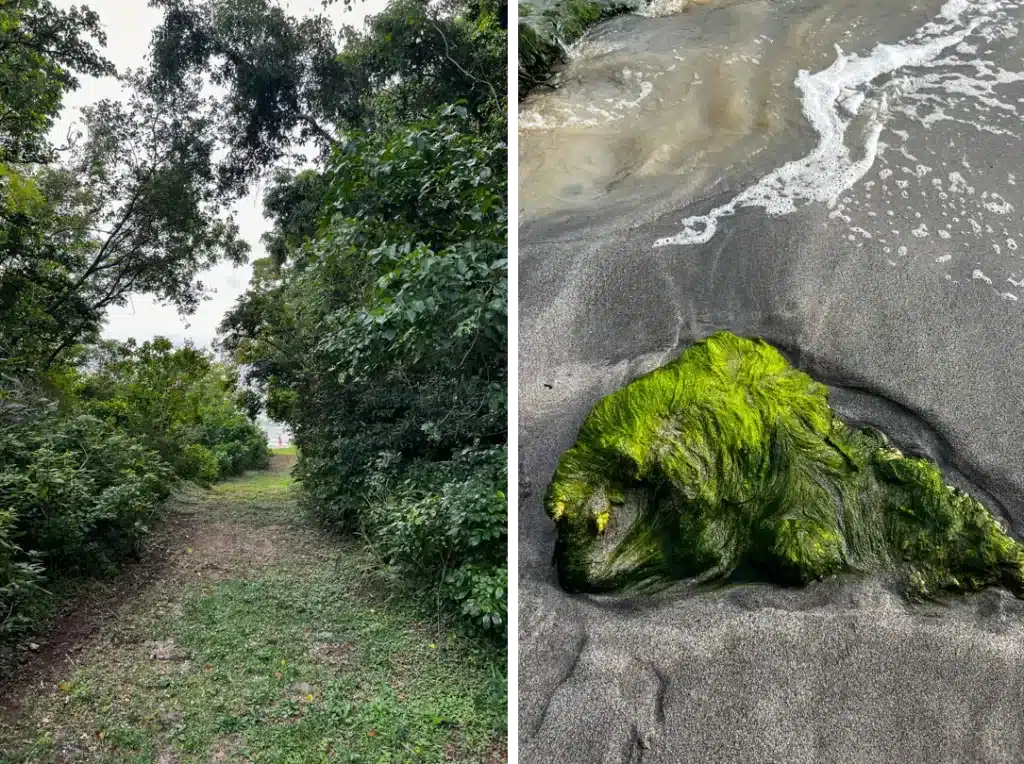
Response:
[0,0,115,165]
[145,0,505,191]
[1,0,249,370]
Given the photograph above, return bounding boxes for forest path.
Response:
[0,453,506,764]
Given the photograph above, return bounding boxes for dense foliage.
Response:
[0,342,268,639]
[221,102,508,638]
[147,0,506,191]
[69,338,269,484]
[0,374,170,637]
[209,0,509,637]
[0,0,266,645]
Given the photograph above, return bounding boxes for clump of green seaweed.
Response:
[546,332,1024,599]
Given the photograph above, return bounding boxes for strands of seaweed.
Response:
[547,332,1024,599]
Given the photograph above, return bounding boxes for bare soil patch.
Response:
[0,509,198,717]
[170,522,293,581]
[310,640,355,666]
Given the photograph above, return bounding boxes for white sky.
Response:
[50,0,391,351]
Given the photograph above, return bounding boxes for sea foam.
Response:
[654,0,1015,247]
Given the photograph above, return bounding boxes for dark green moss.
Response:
[546,332,1024,599]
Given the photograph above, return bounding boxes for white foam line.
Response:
[654,0,1009,248]
[521,69,656,131]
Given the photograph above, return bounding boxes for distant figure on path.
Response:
[277,435,283,447]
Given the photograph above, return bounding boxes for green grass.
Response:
[0,463,506,764]
[547,331,1024,600]
[212,469,295,502]
[271,446,297,456]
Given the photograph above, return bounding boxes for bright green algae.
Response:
[546,332,1024,598]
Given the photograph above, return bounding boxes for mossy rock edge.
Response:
[545,332,1024,600]
[519,0,637,98]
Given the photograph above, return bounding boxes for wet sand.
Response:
[519,0,1024,759]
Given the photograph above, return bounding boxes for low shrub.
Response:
[0,343,270,647]
[181,442,221,484]
[0,510,45,639]
[0,405,173,573]
[362,447,507,633]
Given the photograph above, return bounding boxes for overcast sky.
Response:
[50,0,391,351]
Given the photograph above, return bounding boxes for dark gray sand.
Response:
[518,1,1024,758]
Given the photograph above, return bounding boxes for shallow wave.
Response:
[655,0,1023,248]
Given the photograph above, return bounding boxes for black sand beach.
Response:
[519,0,1024,757]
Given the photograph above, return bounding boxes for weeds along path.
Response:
[0,453,507,764]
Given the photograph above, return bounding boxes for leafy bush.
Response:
[363,448,507,633]
[0,401,173,577]
[182,443,221,484]
[0,510,45,638]
[0,374,174,641]
[0,343,270,647]
[302,111,506,637]
[519,0,635,96]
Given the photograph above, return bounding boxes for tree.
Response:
[0,0,115,166]
[146,0,365,191]
[333,0,504,133]
[1,74,250,367]
[219,106,508,634]
[145,0,505,192]
[0,0,119,364]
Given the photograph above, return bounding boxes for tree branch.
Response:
[45,175,151,316]
[428,20,500,110]
[298,113,339,149]
[43,327,83,369]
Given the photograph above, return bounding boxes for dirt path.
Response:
[0,455,506,764]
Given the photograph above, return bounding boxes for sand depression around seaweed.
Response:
[546,332,1024,598]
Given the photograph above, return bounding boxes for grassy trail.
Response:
[0,454,506,764]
